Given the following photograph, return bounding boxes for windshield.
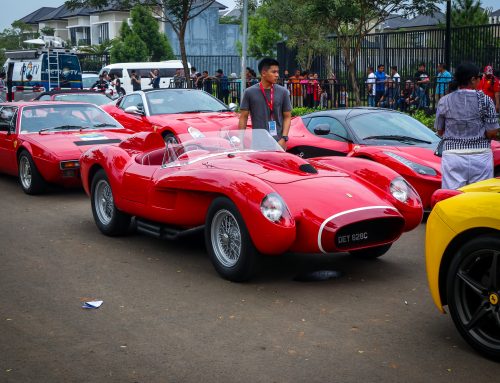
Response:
[54,93,112,106]
[20,104,123,133]
[162,129,283,167]
[349,112,440,144]
[145,89,229,115]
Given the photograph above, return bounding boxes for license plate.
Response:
[336,231,369,246]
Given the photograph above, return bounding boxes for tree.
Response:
[261,0,335,70]
[451,0,489,26]
[79,40,113,55]
[40,26,55,36]
[110,22,149,63]
[245,5,281,59]
[130,4,175,61]
[310,0,442,105]
[65,0,217,87]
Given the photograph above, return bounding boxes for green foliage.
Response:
[291,107,321,117]
[130,4,175,61]
[110,25,149,63]
[79,40,113,54]
[245,5,281,59]
[451,0,489,27]
[40,26,55,36]
[219,15,240,25]
[409,110,436,130]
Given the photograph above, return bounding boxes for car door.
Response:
[303,116,353,157]
[112,94,150,132]
[0,106,19,174]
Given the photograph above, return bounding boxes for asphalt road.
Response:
[1,173,499,383]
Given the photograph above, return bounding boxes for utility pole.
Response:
[445,0,451,70]
[240,0,248,103]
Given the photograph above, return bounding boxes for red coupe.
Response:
[0,102,132,194]
[287,108,500,210]
[102,89,241,142]
[80,129,423,281]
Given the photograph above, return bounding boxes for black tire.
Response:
[18,150,46,195]
[205,197,259,282]
[90,169,131,236]
[162,132,178,144]
[446,235,500,361]
[495,167,500,178]
[350,244,392,259]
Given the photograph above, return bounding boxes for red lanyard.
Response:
[259,82,274,120]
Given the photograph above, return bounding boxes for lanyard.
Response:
[259,82,274,120]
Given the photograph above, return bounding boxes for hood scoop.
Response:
[299,163,318,174]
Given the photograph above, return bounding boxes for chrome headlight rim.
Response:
[390,176,411,203]
[260,193,287,223]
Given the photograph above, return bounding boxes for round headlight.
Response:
[390,177,409,203]
[260,193,284,222]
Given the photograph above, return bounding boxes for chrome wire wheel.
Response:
[94,179,114,226]
[211,209,242,268]
[451,248,500,356]
[19,155,32,190]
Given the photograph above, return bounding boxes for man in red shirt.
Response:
[478,65,500,113]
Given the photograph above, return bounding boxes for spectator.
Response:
[337,85,349,108]
[391,66,401,94]
[478,65,500,113]
[114,78,126,96]
[320,84,328,109]
[173,68,184,88]
[366,66,376,107]
[414,63,430,109]
[435,62,499,189]
[398,80,415,111]
[238,57,292,150]
[288,69,303,106]
[130,70,141,91]
[201,71,212,93]
[378,78,397,109]
[435,63,452,104]
[195,71,205,90]
[375,64,386,105]
[151,69,160,89]
[215,69,229,104]
[313,73,321,107]
[91,74,109,93]
[229,72,240,104]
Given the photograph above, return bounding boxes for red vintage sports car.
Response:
[80,129,423,281]
[287,108,500,210]
[102,89,241,142]
[0,102,132,194]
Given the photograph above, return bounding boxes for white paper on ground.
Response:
[82,300,103,309]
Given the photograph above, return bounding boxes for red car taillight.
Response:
[430,189,463,209]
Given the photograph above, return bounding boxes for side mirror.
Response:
[314,123,330,136]
[124,105,144,115]
[228,103,237,111]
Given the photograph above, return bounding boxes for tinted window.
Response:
[308,116,349,142]
[120,94,143,110]
[108,68,123,78]
[145,89,228,115]
[126,68,181,78]
[348,112,440,143]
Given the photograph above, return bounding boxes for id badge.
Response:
[268,120,277,136]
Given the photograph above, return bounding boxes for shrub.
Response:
[410,110,436,130]
[291,107,321,117]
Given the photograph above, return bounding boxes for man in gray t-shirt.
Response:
[238,58,292,149]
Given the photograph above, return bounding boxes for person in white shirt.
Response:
[366,66,376,107]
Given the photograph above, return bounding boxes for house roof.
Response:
[491,9,500,17]
[37,5,95,22]
[18,7,57,24]
[402,11,445,28]
[382,14,408,30]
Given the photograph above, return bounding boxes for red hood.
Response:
[368,145,441,169]
[147,112,240,133]
[21,129,131,159]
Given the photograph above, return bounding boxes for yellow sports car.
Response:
[426,178,500,361]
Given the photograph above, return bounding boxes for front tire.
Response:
[350,244,392,259]
[18,150,46,195]
[205,197,259,282]
[446,235,500,361]
[91,169,131,236]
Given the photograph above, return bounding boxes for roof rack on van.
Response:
[5,48,74,60]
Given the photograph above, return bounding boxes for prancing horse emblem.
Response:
[346,193,353,198]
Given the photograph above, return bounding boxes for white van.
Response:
[99,60,190,94]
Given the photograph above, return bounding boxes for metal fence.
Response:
[278,24,500,81]
[175,55,259,77]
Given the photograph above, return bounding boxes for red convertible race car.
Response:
[0,102,132,194]
[80,129,423,281]
[287,108,500,210]
[102,89,241,142]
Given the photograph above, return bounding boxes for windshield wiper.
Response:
[39,125,84,133]
[93,123,117,128]
[215,109,231,112]
[362,135,432,144]
[175,110,217,114]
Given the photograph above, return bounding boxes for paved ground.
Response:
[0,174,499,383]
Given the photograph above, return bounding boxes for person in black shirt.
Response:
[130,70,141,92]
[91,74,109,92]
[414,63,430,108]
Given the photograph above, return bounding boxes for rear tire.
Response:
[205,197,259,282]
[350,244,392,259]
[18,150,46,195]
[91,169,131,236]
[446,235,500,361]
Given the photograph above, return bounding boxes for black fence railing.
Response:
[278,24,500,82]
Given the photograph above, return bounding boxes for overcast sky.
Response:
[1,0,498,32]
